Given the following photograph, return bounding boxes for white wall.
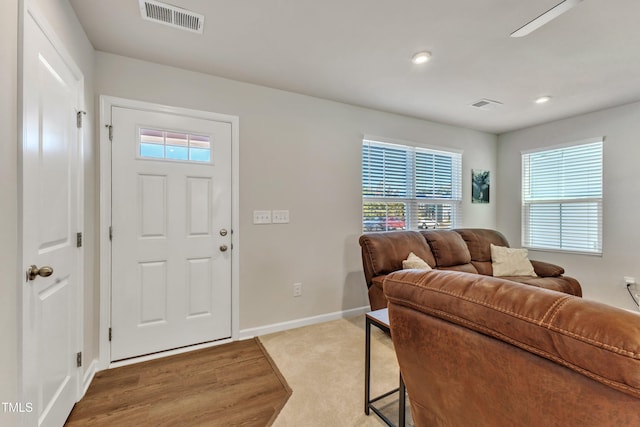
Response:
[0,1,20,424]
[497,101,640,311]
[95,52,497,330]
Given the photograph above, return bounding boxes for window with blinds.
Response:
[362,139,462,232]
[521,139,603,254]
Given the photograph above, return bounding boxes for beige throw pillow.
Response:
[402,252,433,270]
[490,244,536,277]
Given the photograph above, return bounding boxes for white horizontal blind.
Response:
[362,139,461,232]
[522,140,603,254]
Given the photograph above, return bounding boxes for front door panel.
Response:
[110,107,232,361]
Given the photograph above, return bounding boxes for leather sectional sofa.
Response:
[384,269,640,426]
[359,228,582,310]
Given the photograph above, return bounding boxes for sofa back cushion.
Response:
[420,230,477,273]
[455,228,510,275]
[359,231,435,287]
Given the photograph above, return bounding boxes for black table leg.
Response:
[399,373,406,427]
[365,309,406,427]
[365,316,371,415]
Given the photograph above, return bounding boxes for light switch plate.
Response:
[272,210,290,224]
[253,210,272,224]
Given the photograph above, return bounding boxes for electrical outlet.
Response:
[293,283,302,297]
[624,276,636,287]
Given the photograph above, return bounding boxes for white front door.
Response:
[21,8,83,427]
[110,107,232,361]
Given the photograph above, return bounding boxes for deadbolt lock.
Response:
[220,229,228,236]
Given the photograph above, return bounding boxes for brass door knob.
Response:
[219,245,228,252]
[27,265,54,281]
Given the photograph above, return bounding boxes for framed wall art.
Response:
[472,169,490,203]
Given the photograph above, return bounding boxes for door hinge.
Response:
[76,232,83,248]
[109,327,112,342]
[106,124,113,141]
[76,111,86,128]
[109,226,113,241]
[76,352,82,368]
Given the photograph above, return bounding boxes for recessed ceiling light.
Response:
[411,51,431,64]
[535,96,552,104]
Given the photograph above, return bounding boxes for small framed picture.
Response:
[472,169,490,204]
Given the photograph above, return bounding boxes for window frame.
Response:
[362,137,462,232]
[521,138,604,256]
[137,126,213,164]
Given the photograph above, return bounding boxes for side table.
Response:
[365,308,406,427]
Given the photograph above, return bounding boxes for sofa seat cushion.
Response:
[421,230,477,272]
[502,275,582,297]
[435,264,479,274]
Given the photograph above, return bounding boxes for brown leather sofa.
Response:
[359,229,582,310]
[384,269,640,427]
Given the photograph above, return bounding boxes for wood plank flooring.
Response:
[65,339,291,426]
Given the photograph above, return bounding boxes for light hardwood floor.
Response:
[65,339,291,426]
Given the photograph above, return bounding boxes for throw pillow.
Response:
[402,252,433,270]
[490,244,536,277]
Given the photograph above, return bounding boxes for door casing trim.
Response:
[98,96,240,370]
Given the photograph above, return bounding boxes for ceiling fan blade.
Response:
[510,0,583,38]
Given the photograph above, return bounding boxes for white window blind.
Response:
[522,139,603,254]
[362,139,462,232]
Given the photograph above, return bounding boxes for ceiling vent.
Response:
[470,98,504,111]
[139,0,205,34]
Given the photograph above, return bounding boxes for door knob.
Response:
[26,265,54,281]
[219,244,228,252]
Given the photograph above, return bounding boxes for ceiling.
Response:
[69,0,640,134]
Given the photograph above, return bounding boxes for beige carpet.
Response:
[260,315,413,427]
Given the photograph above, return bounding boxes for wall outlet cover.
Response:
[253,210,272,224]
[272,210,290,224]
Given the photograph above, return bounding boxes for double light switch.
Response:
[253,210,290,224]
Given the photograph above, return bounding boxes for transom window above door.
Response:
[139,127,211,163]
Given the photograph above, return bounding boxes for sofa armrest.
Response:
[530,259,564,277]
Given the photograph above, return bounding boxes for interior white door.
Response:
[110,107,232,361]
[21,9,82,427]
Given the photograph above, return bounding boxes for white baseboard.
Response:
[80,359,98,398]
[239,305,371,339]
